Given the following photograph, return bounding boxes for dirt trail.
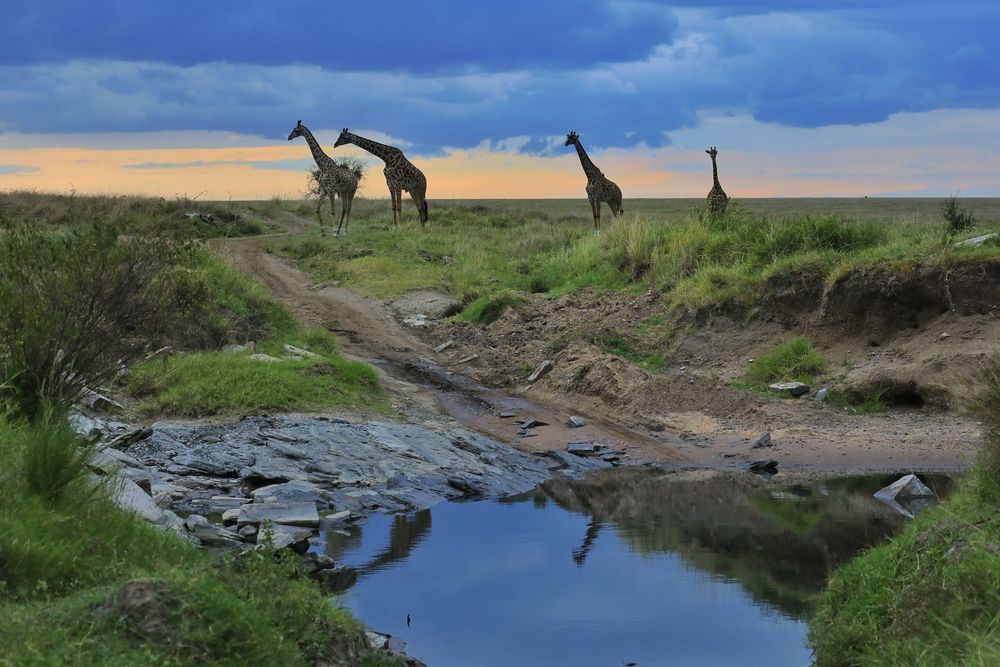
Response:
[217,231,678,465]
[216,217,984,475]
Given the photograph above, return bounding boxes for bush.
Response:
[0,225,186,419]
[943,196,976,234]
[19,406,98,505]
[742,337,827,389]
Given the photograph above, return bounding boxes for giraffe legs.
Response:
[409,189,428,228]
[391,188,403,229]
[589,197,601,234]
[337,191,354,236]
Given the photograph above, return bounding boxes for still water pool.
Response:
[318,469,952,667]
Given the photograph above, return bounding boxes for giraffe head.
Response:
[706,146,719,159]
[334,128,352,148]
[564,131,580,147]
[287,120,307,141]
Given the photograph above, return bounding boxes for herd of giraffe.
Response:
[288,121,728,235]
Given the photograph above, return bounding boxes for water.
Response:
[318,469,953,667]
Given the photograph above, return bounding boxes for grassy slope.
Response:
[271,198,1000,317]
[0,192,387,419]
[0,415,396,667]
[810,353,1000,665]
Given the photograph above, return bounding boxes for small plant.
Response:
[942,195,976,234]
[460,290,524,324]
[18,405,98,505]
[742,337,827,389]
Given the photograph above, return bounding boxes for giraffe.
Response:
[564,131,623,233]
[334,129,428,228]
[288,120,360,236]
[705,146,729,216]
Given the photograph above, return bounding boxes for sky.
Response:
[0,1,998,199]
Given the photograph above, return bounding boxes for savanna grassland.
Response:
[0,191,396,667]
[2,189,999,666]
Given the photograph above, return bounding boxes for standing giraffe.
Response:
[564,131,623,233]
[288,120,359,236]
[334,129,428,228]
[705,146,729,216]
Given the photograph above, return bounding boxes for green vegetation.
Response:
[0,411,394,667]
[943,195,977,234]
[127,344,383,417]
[0,196,384,421]
[590,333,666,372]
[809,353,1000,665]
[460,290,525,324]
[0,190,272,238]
[273,199,1000,319]
[741,336,827,389]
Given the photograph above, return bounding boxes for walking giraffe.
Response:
[705,146,729,216]
[288,120,359,236]
[564,131,623,233]
[334,129,428,228]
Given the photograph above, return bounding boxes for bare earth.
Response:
[217,220,992,476]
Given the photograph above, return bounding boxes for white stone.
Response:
[237,502,319,527]
[112,478,163,524]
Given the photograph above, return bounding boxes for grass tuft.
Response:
[741,337,827,389]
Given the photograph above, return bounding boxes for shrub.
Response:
[461,290,525,324]
[0,225,186,419]
[742,337,827,389]
[943,196,976,234]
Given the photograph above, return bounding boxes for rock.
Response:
[749,432,772,449]
[520,419,548,429]
[527,360,554,383]
[112,478,163,524]
[874,474,937,518]
[248,353,282,362]
[79,388,124,413]
[238,524,258,540]
[256,523,314,551]
[222,342,255,353]
[768,381,810,397]
[366,630,390,650]
[456,353,479,364]
[955,232,998,247]
[301,551,336,572]
[251,480,330,506]
[748,459,779,475]
[107,427,153,450]
[402,314,429,327]
[237,502,319,527]
[283,344,321,359]
[433,339,456,353]
[815,387,829,402]
[183,514,242,548]
[565,416,587,428]
[566,442,602,456]
[497,411,517,418]
[221,508,240,524]
[938,332,950,340]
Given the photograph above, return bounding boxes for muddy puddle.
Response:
[315,469,953,666]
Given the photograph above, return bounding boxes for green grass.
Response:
[0,412,396,667]
[809,352,1000,665]
[126,335,385,418]
[809,472,1000,666]
[740,336,828,389]
[271,198,1000,319]
[460,290,525,324]
[590,333,666,372]
[0,190,273,239]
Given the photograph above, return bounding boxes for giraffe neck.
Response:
[711,155,721,187]
[345,133,399,163]
[298,126,336,170]
[573,141,602,180]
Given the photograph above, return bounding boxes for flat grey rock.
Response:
[955,232,998,247]
[527,360,554,383]
[256,523,314,550]
[750,432,772,449]
[768,382,810,397]
[565,416,587,428]
[112,478,163,524]
[238,502,319,527]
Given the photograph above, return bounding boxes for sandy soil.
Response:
[217,218,994,475]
